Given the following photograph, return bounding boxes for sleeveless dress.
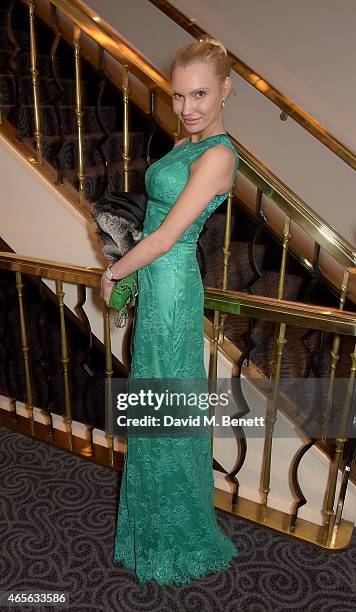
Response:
[113,133,240,585]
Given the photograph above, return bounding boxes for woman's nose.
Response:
[182,99,193,115]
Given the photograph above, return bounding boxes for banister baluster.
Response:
[321,269,350,443]
[322,340,356,545]
[73,25,85,202]
[122,65,130,192]
[28,0,42,163]
[15,271,35,436]
[55,279,73,450]
[104,306,114,467]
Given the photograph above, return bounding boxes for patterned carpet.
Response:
[1,426,355,612]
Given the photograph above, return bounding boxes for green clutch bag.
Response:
[108,271,138,328]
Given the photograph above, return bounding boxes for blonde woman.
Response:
[101,36,240,585]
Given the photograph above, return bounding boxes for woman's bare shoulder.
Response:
[192,143,236,171]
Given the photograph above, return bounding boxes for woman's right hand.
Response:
[100,273,115,306]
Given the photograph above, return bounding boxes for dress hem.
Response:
[112,548,240,586]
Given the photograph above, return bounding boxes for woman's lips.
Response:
[183,117,200,124]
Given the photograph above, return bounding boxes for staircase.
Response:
[0,0,355,407]
[0,0,355,548]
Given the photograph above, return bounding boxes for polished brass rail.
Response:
[28,0,42,163]
[1,252,354,335]
[34,0,356,269]
[148,0,356,171]
[0,252,102,287]
[13,0,356,271]
[0,251,116,465]
[49,0,171,95]
[1,251,355,548]
[233,142,355,269]
[204,286,356,336]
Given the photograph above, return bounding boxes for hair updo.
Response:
[170,35,233,86]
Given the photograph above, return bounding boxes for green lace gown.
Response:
[113,133,240,585]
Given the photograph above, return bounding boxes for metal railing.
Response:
[3,0,354,272]
[148,0,356,171]
[0,251,121,466]
[0,251,355,549]
[0,0,356,549]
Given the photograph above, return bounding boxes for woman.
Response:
[101,37,240,585]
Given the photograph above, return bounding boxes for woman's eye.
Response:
[196,91,206,97]
[173,94,181,99]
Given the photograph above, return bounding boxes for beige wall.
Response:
[85,0,356,247]
[173,0,356,149]
[0,133,127,362]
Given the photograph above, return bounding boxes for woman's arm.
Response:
[101,145,235,302]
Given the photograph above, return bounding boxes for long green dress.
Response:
[113,133,240,585]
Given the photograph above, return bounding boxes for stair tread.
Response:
[23,131,145,144]
[0,103,118,109]
[252,268,305,298]
[203,240,268,291]
[63,158,148,177]
[0,74,80,82]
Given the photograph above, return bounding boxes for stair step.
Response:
[0,104,118,137]
[0,268,126,417]
[23,131,146,170]
[64,159,148,201]
[0,74,87,106]
[64,158,147,177]
[203,240,267,291]
[252,269,305,301]
[0,49,63,77]
[199,212,231,256]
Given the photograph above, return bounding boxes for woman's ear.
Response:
[222,76,232,100]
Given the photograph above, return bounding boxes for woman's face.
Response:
[171,61,228,135]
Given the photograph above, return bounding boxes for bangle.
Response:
[105,265,120,282]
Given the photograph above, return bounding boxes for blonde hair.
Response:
[170,35,233,86]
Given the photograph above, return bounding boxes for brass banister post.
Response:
[322,269,350,443]
[28,0,42,164]
[122,65,130,192]
[15,271,35,436]
[260,216,291,519]
[74,25,85,202]
[277,217,291,300]
[208,187,235,456]
[322,341,356,545]
[104,306,114,467]
[220,190,233,342]
[55,280,73,450]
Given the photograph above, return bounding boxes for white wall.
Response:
[173,0,356,150]
[1,135,355,528]
[84,0,356,247]
[0,133,127,362]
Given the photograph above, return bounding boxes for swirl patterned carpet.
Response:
[1,426,355,612]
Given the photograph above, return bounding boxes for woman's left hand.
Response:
[101,272,115,306]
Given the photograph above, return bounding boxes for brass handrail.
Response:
[0,252,102,287]
[27,0,356,271]
[1,252,355,336]
[0,251,116,464]
[204,286,356,336]
[48,0,171,95]
[236,142,356,268]
[2,251,356,548]
[148,0,356,171]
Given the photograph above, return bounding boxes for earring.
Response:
[222,99,226,107]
